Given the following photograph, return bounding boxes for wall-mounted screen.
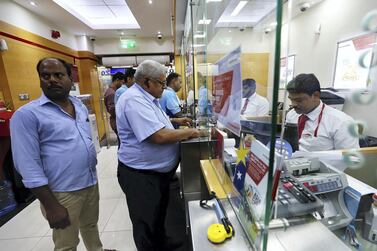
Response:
[110,68,125,75]
[333,33,377,89]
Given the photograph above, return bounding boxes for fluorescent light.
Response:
[206,0,222,2]
[30,1,36,6]
[198,19,211,25]
[52,0,140,30]
[231,1,248,17]
[193,44,205,48]
[270,22,277,27]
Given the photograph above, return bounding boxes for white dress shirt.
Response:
[241,93,269,117]
[286,101,360,152]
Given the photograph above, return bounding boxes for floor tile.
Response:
[100,230,137,251]
[103,199,133,232]
[32,235,86,251]
[98,178,124,200]
[0,237,42,251]
[0,201,50,239]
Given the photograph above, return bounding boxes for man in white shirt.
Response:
[285,73,359,152]
[241,78,269,117]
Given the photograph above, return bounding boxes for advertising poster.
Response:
[279,55,295,88]
[212,46,242,135]
[334,33,377,89]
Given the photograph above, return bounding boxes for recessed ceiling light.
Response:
[228,30,232,32]
[149,0,153,4]
[231,1,248,17]
[30,1,36,6]
[52,0,140,30]
[198,19,211,25]
[121,32,124,35]
[270,22,277,27]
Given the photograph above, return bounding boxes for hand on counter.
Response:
[171,117,192,127]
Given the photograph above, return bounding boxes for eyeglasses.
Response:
[150,78,167,87]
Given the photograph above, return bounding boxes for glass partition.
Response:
[182,0,377,250]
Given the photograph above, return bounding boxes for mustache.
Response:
[47,84,64,89]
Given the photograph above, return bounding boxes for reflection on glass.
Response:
[343,150,365,169]
[358,50,377,68]
[348,121,368,138]
[351,89,376,105]
[361,10,377,32]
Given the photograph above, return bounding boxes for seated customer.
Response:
[241,78,269,117]
[285,73,359,152]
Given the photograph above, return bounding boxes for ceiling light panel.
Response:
[53,0,140,30]
[217,0,276,27]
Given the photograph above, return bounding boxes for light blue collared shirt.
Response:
[114,85,128,104]
[116,84,179,172]
[10,94,97,192]
[198,86,208,115]
[159,87,181,117]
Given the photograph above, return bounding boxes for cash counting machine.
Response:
[284,157,353,230]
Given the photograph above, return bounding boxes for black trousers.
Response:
[117,161,175,251]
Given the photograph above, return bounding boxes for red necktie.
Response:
[298,114,309,139]
[241,98,249,115]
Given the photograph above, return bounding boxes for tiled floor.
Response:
[0,147,140,250]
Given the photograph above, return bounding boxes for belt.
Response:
[118,161,173,176]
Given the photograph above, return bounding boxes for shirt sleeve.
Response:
[105,91,116,117]
[165,92,181,115]
[124,97,165,142]
[333,119,360,150]
[10,109,49,188]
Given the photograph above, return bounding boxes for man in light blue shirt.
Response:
[159,72,182,118]
[10,58,113,251]
[114,67,135,104]
[116,60,203,251]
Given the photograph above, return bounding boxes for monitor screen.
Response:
[241,117,298,152]
[110,68,125,75]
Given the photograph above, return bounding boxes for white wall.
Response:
[280,0,377,87]
[76,35,94,52]
[93,37,174,55]
[0,1,79,50]
[207,27,270,54]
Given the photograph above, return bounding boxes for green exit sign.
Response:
[120,39,136,48]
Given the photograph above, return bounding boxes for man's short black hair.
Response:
[286,73,321,95]
[112,72,124,82]
[124,68,136,79]
[36,57,71,76]
[166,72,180,86]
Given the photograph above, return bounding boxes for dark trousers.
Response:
[117,161,174,251]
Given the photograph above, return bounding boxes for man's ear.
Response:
[313,91,321,99]
[144,79,150,88]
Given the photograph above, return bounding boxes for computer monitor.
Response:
[240,116,299,152]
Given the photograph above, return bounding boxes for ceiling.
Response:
[12,0,180,39]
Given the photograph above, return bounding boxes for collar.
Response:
[38,93,78,107]
[134,83,158,104]
[305,100,324,121]
[166,86,175,92]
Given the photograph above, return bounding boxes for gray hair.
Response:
[134,60,166,83]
